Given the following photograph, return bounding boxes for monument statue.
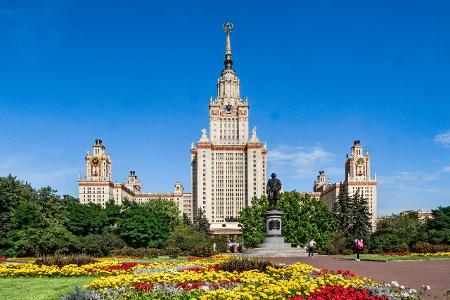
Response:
[266,173,282,209]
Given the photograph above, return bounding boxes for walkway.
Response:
[272,256,450,299]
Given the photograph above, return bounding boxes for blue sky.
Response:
[1,1,449,215]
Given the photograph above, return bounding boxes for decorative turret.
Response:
[313,171,328,192]
[85,138,112,181]
[345,139,371,181]
[125,170,141,192]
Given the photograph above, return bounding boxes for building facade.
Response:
[191,23,267,227]
[312,140,377,228]
[78,139,192,219]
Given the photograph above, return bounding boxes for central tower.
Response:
[209,22,249,145]
[191,23,267,227]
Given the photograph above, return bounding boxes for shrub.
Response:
[217,257,278,272]
[35,255,97,267]
[390,244,410,253]
[164,246,181,258]
[110,247,161,258]
[189,244,214,257]
[166,225,209,254]
[342,249,353,255]
[6,226,80,257]
[411,242,450,253]
[212,235,228,253]
[82,233,126,256]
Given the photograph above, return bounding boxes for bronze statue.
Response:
[266,173,282,209]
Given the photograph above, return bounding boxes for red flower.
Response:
[294,286,388,300]
[101,262,151,272]
[133,283,154,291]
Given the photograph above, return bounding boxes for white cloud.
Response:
[434,130,450,146]
[379,166,450,184]
[268,145,340,188]
[377,167,450,215]
[0,152,79,195]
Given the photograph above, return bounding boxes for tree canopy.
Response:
[239,192,335,250]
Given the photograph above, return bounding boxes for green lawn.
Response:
[341,254,450,261]
[0,277,95,300]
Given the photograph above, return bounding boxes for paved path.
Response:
[272,256,450,299]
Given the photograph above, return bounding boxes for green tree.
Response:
[182,213,193,227]
[65,202,106,236]
[350,190,372,239]
[166,224,209,253]
[239,193,335,250]
[420,206,450,244]
[333,186,353,235]
[371,211,420,251]
[0,175,36,240]
[0,194,11,239]
[117,199,180,248]
[194,208,212,238]
[5,226,80,257]
[278,192,335,250]
[81,233,125,256]
[238,196,268,247]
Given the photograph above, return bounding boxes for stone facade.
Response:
[191,24,267,227]
[78,139,192,219]
[311,140,378,228]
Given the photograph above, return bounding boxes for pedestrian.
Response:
[307,239,317,258]
[354,236,364,261]
[228,239,235,253]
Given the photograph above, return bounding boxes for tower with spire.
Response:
[191,23,267,228]
[310,140,378,230]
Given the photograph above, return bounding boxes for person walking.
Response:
[307,239,317,258]
[354,236,364,261]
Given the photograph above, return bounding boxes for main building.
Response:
[190,23,267,226]
[77,23,378,232]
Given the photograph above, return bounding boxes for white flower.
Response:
[409,289,417,294]
[422,285,431,290]
[400,285,405,289]
[200,286,210,290]
[391,281,399,287]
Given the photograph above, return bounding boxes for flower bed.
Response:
[2,255,421,299]
[0,256,229,277]
[79,257,418,299]
[380,251,450,257]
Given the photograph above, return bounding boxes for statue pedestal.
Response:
[243,209,307,257]
[265,209,284,237]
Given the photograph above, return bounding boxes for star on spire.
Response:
[223,22,234,70]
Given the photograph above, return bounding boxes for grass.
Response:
[0,276,95,300]
[341,254,450,261]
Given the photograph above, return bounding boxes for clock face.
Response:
[91,157,100,166]
[226,104,232,112]
[356,157,365,166]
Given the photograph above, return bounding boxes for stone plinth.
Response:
[244,209,307,257]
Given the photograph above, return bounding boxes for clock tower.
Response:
[85,139,112,181]
[345,140,371,182]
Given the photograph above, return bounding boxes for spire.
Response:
[223,22,233,70]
